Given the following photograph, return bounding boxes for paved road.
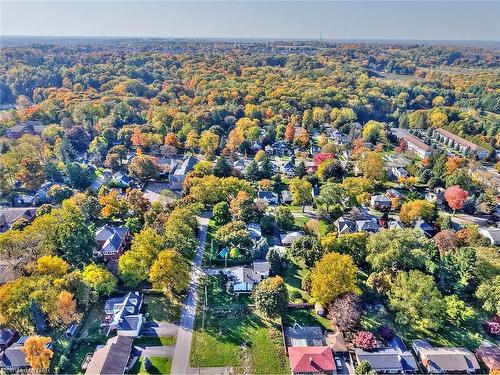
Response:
[171,211,211,375]
[141,321,179,337]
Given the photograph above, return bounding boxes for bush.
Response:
[378,325,395,341]
[289,290,302,301]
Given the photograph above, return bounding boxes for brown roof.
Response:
[435,128,484,152]
[396,129,432,152]
[85,336,133,375]
[326,331,348,352]
[476,346,500,370]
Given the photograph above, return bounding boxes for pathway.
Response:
[171,211,211,375]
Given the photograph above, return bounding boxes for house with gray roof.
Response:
[102,292,144,337]
[5,121,46,139]
[95,225,129,263]
[84,335,135,375]
[412,339,480,373]
[0,207,38,233]
[169,155,198,190]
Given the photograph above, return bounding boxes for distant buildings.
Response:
[392,129,432,159]
[433,128,488,159]
[5,121,46,139]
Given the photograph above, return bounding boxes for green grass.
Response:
[133,336,176,346]
[293,216,329,236]
[284,308,331,331]
[129,356,172,374]
[283,258,312,302]
[190,276,290,373]
[144,294,181,323]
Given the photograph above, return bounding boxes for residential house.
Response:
[13,194,35,206]
[334,216,357,234]
[102,292,144,337]
[386,189,402,199]
[414,220,438,238]
[248,223,262,240]
[412,339,480,374]
[169,155,198,190]
[265,141,294,157]
[310,144,321,154]
[334,215,379,234]
[370,195,392,211]
[227,261,270,294]
[392,128,433,159]
[326,331,348,354]
[355,345,418,374]
[425,188,445,206]
[233,159,248,173]
[0,336,51,373]
[279,160,296,177]
[281,190,293,204]
[282,231,305,246]
[113,172,133,187]
[434,128,488,159]
[95,225,129,262]
[388,336,419,373]
[257,191,279,205]
[475,346,500,373]
[478,227,500,246]
[327,129,352,146]
[251,141,262,152]
[5,121,46,139]
[288,347,336,374]
[84,335,136,375]
[285,325,326,347]
[389,220,405,230]
[390,167,409,181]
[0,207,38,233]
[0,329,16,350]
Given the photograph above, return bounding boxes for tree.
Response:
[99,190,129,219]
[16,157,45,190]
[36,255,68,277]
[399,199,437,224]
[289,177,312,212]
[48,185,74,204]
[213,156,232,178]
[213,201,231,225]
[355,360,375,375]
[362,121,386,143]
[358,152,385,180]
[266,247,283,276]
[149,249,190,298]
[444,185,469,214]
[185,130,198,151]
[82,264,117,295]
[284,123,295,143]
[389,270,446,331]
[291,236,324,267]
[252,276,289,318]
[129,155,160,180]
[328,293,361,330]
[366,229,436,273]
[313,153,335,167]
[21,336,53,371]
[352,331,378,350]
[214,221,252,251]
[316,183,347,216]
[321,232,368,266]
[199,130,220,158]
[475,275,500,315]
[317,159,343,181]
[65,162,91,189]
[274,206,295,231]
[245,160,261,182]
[56,291,80,326]
[164,132,179,149]
[126,189,151,220]
[433,229,459,253]
[230,191,259,223]
[119,228,164,286]
[53,203,95,268]
[310,252,360,305]
[444,295,475,326]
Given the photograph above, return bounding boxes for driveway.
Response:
[171,211,211,375]
[141,321,179,337]
[137,344,176,358]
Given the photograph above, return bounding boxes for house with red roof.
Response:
[288,346,336,374]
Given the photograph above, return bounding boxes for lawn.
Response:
[143,294,181,323]
[129,356,172,374]
[133,336,176,346]
[283,258,312,302]
[293,216,329,236]
[284,308,330,331]
[61,302,108,374]
[190,275,290,374]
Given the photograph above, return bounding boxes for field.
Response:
[129,356,172,374]
[190,275,290,374]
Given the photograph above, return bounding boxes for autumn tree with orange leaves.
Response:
[21,336,53,371]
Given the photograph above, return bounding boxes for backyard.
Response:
[190,275,290,374]
[129,356,172,374]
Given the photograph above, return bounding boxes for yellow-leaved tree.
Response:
[21,336,53,371]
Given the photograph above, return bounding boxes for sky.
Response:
[1,1,500,41]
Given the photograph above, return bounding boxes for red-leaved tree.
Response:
[444,185,469,214]
[313,153,335,167]
[353,331,378,350]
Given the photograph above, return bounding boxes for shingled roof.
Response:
[85,336,133,375]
